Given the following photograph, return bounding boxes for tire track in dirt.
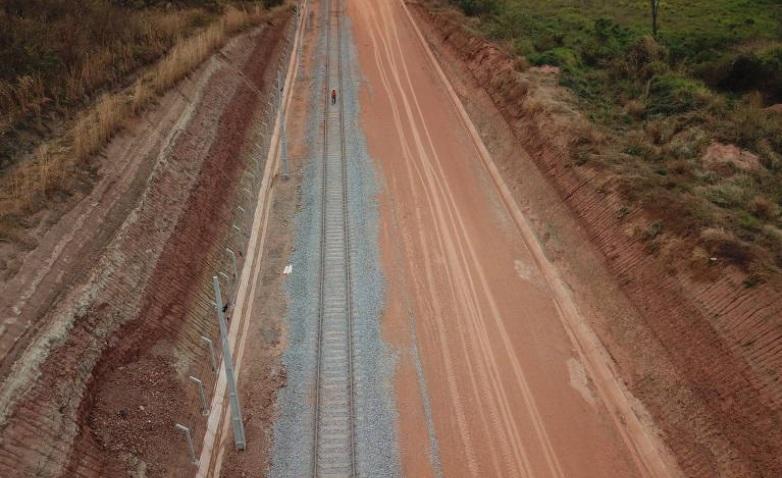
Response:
[356,8,482,475]
[359,1,567,476]
[375,3,570,476]
[354,0,682,476]
[410,5,782,475]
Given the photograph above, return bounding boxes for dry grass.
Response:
[0,5,266,222]
[0,7,197,131]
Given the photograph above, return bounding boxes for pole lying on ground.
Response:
[212,275,246,451]
[280,116,290,179]
[190,376,209,416]
[175,423,198,465]
[200,336,217,372]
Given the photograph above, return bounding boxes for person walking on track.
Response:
[331,89,337,105]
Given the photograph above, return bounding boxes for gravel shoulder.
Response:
[270,0,400,476]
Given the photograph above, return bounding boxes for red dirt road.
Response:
[350,0,677,476]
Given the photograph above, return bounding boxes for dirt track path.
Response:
[348,0,678,476]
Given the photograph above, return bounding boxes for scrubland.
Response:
[0,0,281,258]
[452,0,782,282]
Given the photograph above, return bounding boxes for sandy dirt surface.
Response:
[0,9,292,478]
[6,0,778,476]
[408,3,782,477]
[349,0,678,476]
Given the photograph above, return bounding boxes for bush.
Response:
[615,36,669,79]
[700,227,753,266]
[749,195,781,219]
[697,47,782,100]
[453,0,498,17]
[581,18,633,67]
[528,47,580,70]
[647,74,711,116]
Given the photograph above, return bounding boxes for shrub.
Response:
[697,46,782,100]
[703,175,757,210]
[646,74,711,116]
[528,47,580,70]
[717,101,782,153]
[627,36,667,68]
[615,36,669,79]
[581,18,633,67]
[453,0,499,17]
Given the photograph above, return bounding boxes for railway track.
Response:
[312,0,357,476]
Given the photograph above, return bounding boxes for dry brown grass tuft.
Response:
[749,195,780,220]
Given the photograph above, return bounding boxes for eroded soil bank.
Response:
[0,9,292,478]
[410,2,782,476]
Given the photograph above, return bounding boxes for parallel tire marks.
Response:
[357,0,569,476]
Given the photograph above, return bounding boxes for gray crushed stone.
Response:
[270,2,400,476]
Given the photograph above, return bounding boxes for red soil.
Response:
[353,0,669,476]
[410,3,782,476]
[0,12,291,478]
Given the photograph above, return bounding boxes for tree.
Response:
[650,0,661,37]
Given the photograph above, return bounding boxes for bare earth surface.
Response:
[407,2,782,477]
[0,10,292,477]
[350,0,678,476]
[3,0,780,476]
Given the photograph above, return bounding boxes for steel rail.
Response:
[312,0,357,475]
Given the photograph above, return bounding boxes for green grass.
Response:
[448,0,782,276]
[473,0,780,58]
[461,0,782,102]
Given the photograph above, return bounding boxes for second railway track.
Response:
[312,0,357,476]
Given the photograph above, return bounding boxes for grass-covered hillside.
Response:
[0,0,282,247]
[0,1,279,165]
[452,0,782,282]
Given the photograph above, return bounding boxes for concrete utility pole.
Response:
[190,376,209,416]
[200,336,217,371]
[175,423,198,465]
[212,275,246,450]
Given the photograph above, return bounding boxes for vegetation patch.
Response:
[441,0,782,278]
[0,1,279,251]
